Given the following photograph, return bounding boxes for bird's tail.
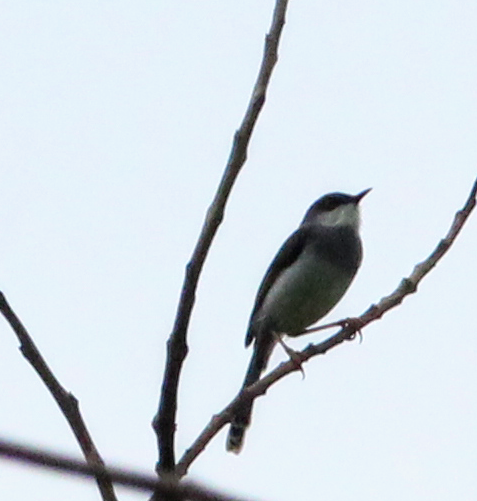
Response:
[226,334,275,453]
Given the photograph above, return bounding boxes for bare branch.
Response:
[0,438,255,501]
[0,294,117,501]
[176,176,477,476]
[153,0,290,475]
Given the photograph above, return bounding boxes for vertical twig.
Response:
[152,0,290,477]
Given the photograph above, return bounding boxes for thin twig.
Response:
[175,176,477,476]
[0,438,254,501]
[0,294,117,501]
[152,0,290,476]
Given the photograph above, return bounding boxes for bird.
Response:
[226,188,371,453]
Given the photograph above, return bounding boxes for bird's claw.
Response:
[338,317,364,343]
[287,348,306,380]
[273,332,306,379]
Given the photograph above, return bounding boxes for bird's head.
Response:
[302,188,371,230]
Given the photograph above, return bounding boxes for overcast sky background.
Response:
[1,1,476,500]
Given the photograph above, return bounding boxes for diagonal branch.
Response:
[0,437,255,501]
[0,294,117,501]
[175,176,477,476]
[152,0,290,475]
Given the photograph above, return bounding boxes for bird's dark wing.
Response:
[245,226,309,346]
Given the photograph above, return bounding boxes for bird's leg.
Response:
[298,316,365,340]
[298,319,346,336]
[272,332,306,379]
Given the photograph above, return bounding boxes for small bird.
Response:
[226,189,371,453]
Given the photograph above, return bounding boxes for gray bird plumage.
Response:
[226,189,370,453]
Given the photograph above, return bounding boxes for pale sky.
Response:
[0,2,476,500]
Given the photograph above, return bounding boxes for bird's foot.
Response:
[273,332,306,379]
[337,317,365,343]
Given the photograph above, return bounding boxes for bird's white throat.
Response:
[317,203,361,229]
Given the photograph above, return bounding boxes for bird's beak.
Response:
[353,188,372,203]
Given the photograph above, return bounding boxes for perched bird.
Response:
[226,189,371,453]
